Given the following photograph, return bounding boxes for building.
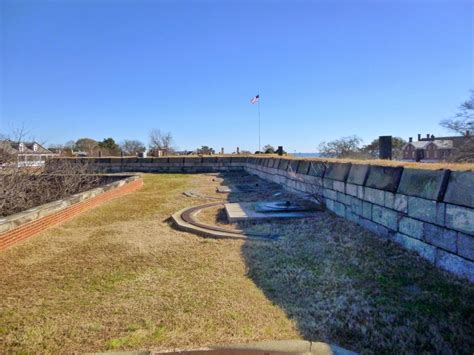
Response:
[0,140,59,167]
[71,151,89,157]
[402,132,471,161]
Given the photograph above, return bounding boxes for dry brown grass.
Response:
[187,174,474,353]
[0,174,298,353]
[1,172,473,354]
[241,216,474,353]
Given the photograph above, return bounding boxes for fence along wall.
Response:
[51,157,474,282]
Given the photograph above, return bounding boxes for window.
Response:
[33,144,38,152]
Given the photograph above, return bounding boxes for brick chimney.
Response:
[418,134,421,141]
[409,137,413,142]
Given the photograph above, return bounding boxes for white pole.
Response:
[258,97,261,152]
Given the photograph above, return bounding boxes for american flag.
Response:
[250,94,260,104]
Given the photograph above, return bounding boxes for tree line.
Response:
[51,129,175,157]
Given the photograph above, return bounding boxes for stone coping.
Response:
[58,155,474,170]
[398,169,449,201]
[444,171,474,208]
[0,174,142,234]
[50,157,474,208]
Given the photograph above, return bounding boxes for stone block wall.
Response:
[243,158,474,282]
[55,157,247,173]
[48,157,474,282]
[0,175,143,251]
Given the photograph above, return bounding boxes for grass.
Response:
[0,174,298,353]
[241,219,474,353]
[1,172,473,353]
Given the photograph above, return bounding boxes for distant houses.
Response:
[0,140,59,167]
[402,132,472,161]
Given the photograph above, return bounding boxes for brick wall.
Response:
[0,175,143,251]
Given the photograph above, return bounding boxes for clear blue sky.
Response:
[1,0,473,153]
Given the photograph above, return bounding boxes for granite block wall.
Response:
[243,158,474,282]
[56,157,246,173]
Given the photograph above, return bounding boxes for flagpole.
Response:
[258,96,261,152]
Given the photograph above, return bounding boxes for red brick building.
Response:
[402,133,471,161]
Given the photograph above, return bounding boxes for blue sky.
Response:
[1,0,473,153]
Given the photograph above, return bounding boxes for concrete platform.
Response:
[216,186,234,193]
[217,184,261,194]
[171,203,277,241]
[225,202,317,222]
[171,204,247,240]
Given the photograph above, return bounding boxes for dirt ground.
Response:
[1,172,473,354]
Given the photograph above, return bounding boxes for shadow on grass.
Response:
[216,171,474,354]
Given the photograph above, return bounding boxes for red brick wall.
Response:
[0,177,143,251]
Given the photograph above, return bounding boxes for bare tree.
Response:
[74,138,99,155]
[9,124,31,143]
[149,129,174,155]
[318,135,363,158]
[361,137,407,159]
[0,158,101,217]
[64,140,75,149]
[0,127,101,217]
[438,91,474,162]
[121,139,146,156]
[196,145,215,155]
[440,90,474,135]
[450,139,474,162]
[262,144,275,154]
